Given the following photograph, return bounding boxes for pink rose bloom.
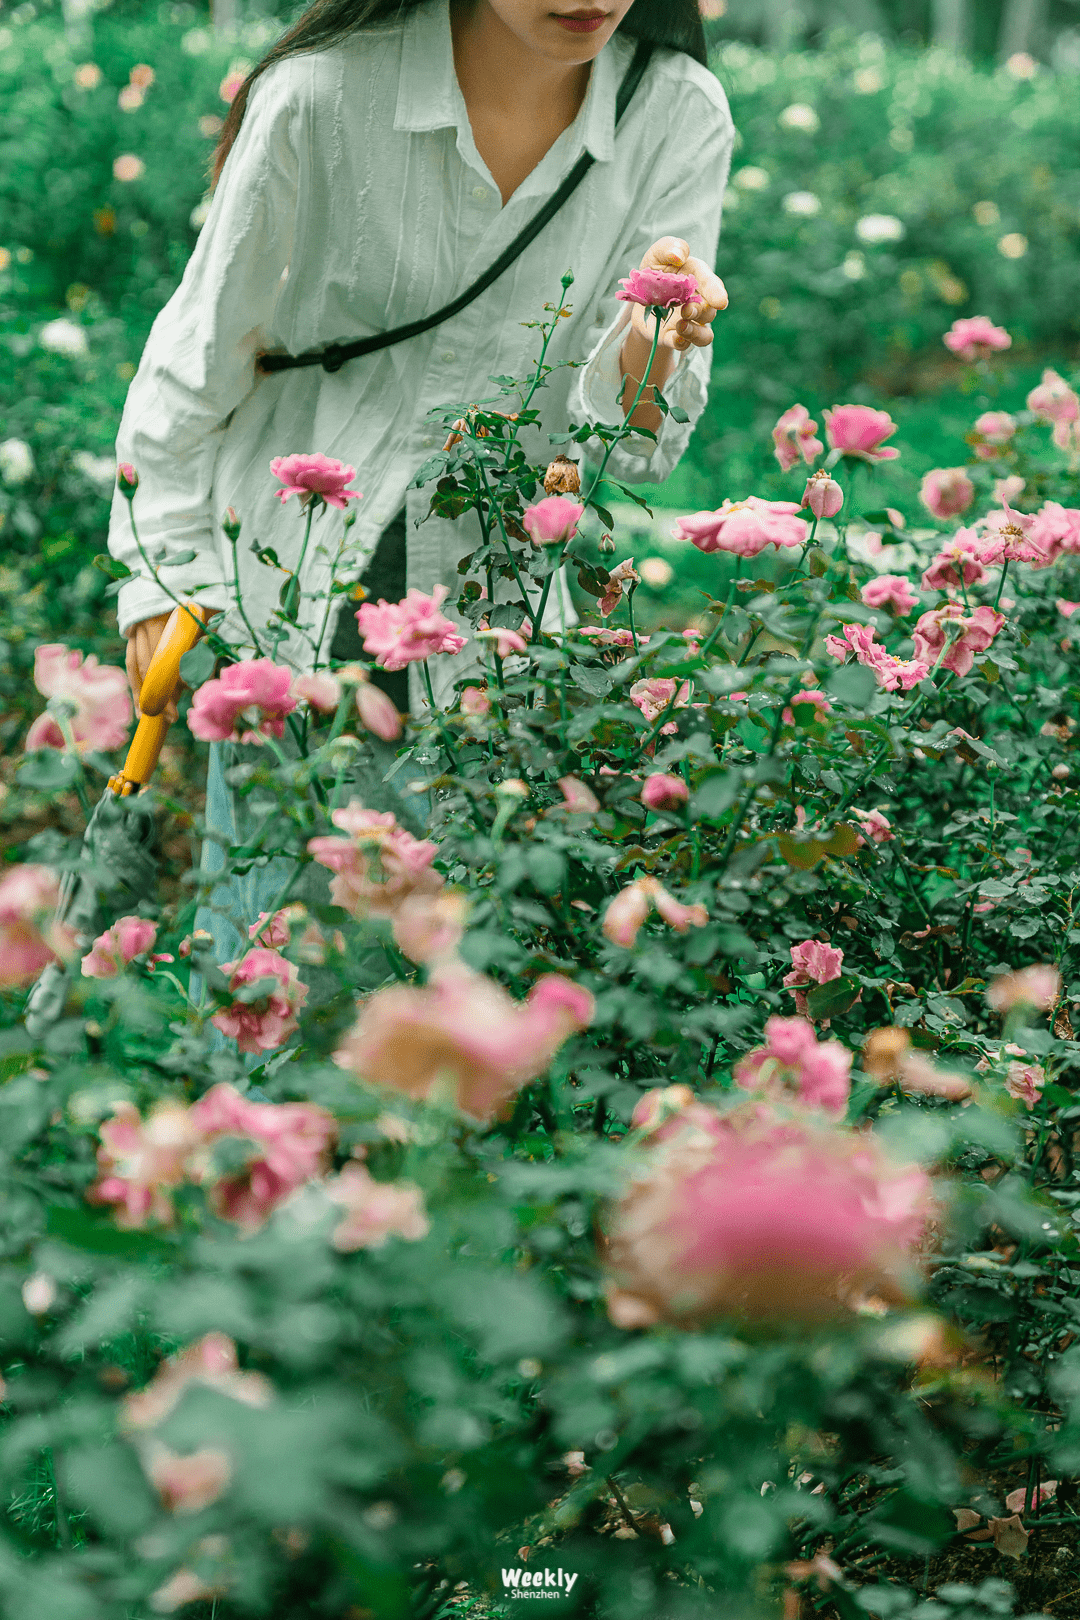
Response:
[308,802,441,919]
[1029,503,1080,566]
[772,404,824,472]
[270,452,361,510]
[976,502,1043,565]
[861,575,920,614]
[123,1332,273,1431]
[853,807,895,845]
[355,584,467,672]
[82,915,158,979]
[784,938,843,994]
[26,643,132,752]
[801,471,843,519]
[599,557,640,618]
[641,773,689,812]
[248,909,293,948]
[629,677,691,733]
[521,495,584,546]
[824,623,929,692]
[1005,1061,1045,1110]
[602,876,706,946]
[391,890,466,966]
[1058,599,1080,619]
[971,411,1018,461]
[920,467,974,520]
[0,864,73,986]
[90,1100,204,1228]
[354,676,403,741]
[616,266,699,309]
[291,672,340,712]
[943,317,1011,363]
[142,1443,233,1516]
[578,626,647,649]
[782,690,831,726]
[987,964,1061,1014]
[1028,369,1080,430]
[652,888,709,933]
[188,658,298,743]
[672,497,807,558]
[735,1015,852,1117]
[188,1082,334,1228]
[602,1103,932,1327]
[459,685,492,717]
[476,625,529,658]
[994,474,1026,504]
[557,776,600,814]
[326,1161,430,1251]
[912,603,1005,678]
[920,530,990,593]
[209,948,309,1055]
[334,963,593,1123]
[823,405,900,463]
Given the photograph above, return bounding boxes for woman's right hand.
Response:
[125,612,178,723]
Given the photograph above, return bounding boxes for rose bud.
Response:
[801,470,844,520]
[641,773,689,812]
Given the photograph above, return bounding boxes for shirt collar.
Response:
[394,0,623,165]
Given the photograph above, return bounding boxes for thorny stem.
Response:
[582,307,664,508]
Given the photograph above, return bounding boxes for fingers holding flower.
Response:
[622,236,728,354]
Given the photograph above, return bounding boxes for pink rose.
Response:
[976,501,1044,564]
[801,471,843,519]
[327,1161,430,1251]
[598,557,640,617]
[0,864,73,986]
[391,889,467,966]
[853,807,895,845]
[578,626,647,649]
[219,69,248,105]
[823,405,900,463]
[123,1333,273,1431]
[1028,369,1080,428]
[861,575,920,614]
[672,497,807,558]
[628,677,691,734]
[354,676,403,741]
[476,626,529,657]
[602,876,706,946]
[782,690,831,726]
[459,685,492,717]
[641,773,688,812]
[248,909,293,948]
[557,776,600,814]
[26,643,132,753]
[616,267,699,309]
[269,452,361,510]
[994,474,1026,504]
[89,1100,204,1228]
[735,1015,852,1117]
[142,1444,233,1515]
[355,584,467,672]
[333,964,593,1123]
[209,948,309,1055]
[824,623,929,692]
[117,462,139,494]
[308,801,441,919]
[521,496,584,546]
[784,938,843,992]
[987,964,1061,1014]
[187,658,298,743]
[1058,599,1080,620]
[188,1082,334,1228]
[291,672,341,712]
[82,915,158,979]
[912,604,1004,678]
[920,467,974,520]
[772,404,824,472]
[943,317,1011,363]
[1029,503,1080,566]
[1005,1061,1045,1110]
[971,411,1018,461]
[920,531,990,593]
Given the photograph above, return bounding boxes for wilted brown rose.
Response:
[543,454,581,496]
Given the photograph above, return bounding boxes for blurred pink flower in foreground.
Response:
[602,1095,932,1327]
[26,643,132,752]
[309,802,441,919]
[142,1442,233,1516]
[291,672,340,712]
[672,497,807,558]
[0,865,73,987]
[602,876,707,947]
[355,584,466,672]
[209,948,309,1055]
[912,604,1004,678]
[920,467,974,520]
[123,1333,273,1431]
[521,495,584,546]
[248,908,294,948]
[1005,1061,1045,1110]
[334,965,594,1123]
[326,1161,430,1251]
[82,915,158,978]
[90,1101,203,1228]
[943,317,1011,363]
[351,671,403,740]
[921,531,990,593]
[1058,599,1080,620]
[188,658,297,743]
[861,575,920,614]
[616,266,699,308]
[824,405,900,463]
[629,677,691,734]
[188,1083,334,1228]
[1028,369,1080,450]
[971,411,1017,461]
[476,625,528,657]
[772,404,823,472]
[825,623,929,692]
[459,685,491,717]
[735,1015,853,1116]
[987,964,1061,1014]
[557,776,600,814]
[270,452,361,509]
[853,807,895,845]
[391,889,467,966]
[801,471,843,519]
[641,773,688,812]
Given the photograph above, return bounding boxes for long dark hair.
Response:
[212,0,707,185]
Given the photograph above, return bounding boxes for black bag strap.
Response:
[258,39,654,376]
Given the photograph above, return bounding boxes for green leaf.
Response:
[45,1204,174,1260]
[179,641,217,686]
[826,663,879,707]
[91,553,132,580]
[805,975,861,1018]
[17,748,81,792]
[160,548,198,567]
[690,769,740,820]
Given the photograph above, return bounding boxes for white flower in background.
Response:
[190,197,212,231]
[732,166,770,192]
[842,252,867,280]
[39,318,89,358]
[856,214,905,244]
[998,233,1028,259]
[973,200,1000,226]
[853,66,883,94]
[779,103,820,133]
[783,191,822,217]
[73,451,116,489]
[181,26,211,53]
[73,62,102,89]
[113,153,145,182]
[0,438,34,486]
[1005,51,1038,80]
[118,84,144,112]
[639,557,674,589]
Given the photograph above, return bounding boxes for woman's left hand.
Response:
[629,236,729,352]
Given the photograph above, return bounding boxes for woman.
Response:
[112,0,734,707]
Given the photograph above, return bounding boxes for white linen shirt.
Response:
[107,0,734,672]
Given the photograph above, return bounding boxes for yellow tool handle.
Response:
[107,601,213,796]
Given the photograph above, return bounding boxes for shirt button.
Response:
[441,349,455,363]
[471,184,488,201]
